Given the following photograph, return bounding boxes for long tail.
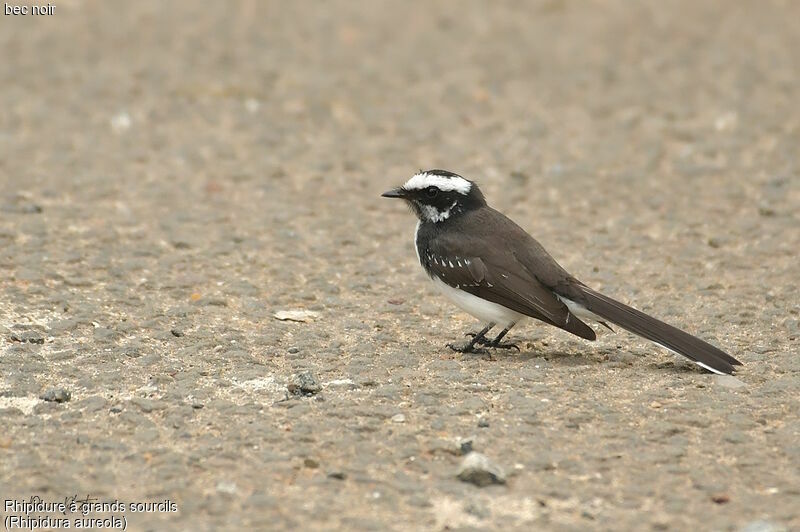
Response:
[576,286,742,375]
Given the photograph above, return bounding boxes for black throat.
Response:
[414,207,479,277]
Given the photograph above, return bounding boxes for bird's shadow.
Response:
[468,345,710,375]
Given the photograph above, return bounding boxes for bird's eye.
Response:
[425,186,439,198]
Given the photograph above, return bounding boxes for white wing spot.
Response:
[448,261,454,268]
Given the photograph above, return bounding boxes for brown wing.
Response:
[421,244,596,341]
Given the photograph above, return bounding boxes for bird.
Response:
[381,169,742,375]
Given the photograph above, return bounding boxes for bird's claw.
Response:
[486,341,520,352]
[447,342,487,354]
[464,333,519,351]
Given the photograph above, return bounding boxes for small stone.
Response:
[130,397,166,413]
[10,331,45,344]
[21,204,43,213]
[739,520,787,532]
[714,375,747,389]
[171,328,184,337]
[724,431,747,444]
[40,388,71,403]
[711,493,730,504]
[123,346,143,358]
[216,481,237,495]
[758,205,776,217]
[477,418,490,428]
[457,452,506,487]
[327,471,347,480]
[391,413,406,423]
[303,458,319,468]
[244,98,261,113]
[201,297,228,307]
[431,436,475,456]
[510,170,530,183]
[406,494,432,508]
[273,309,319,322]
[464,501,491,518]
[288,372,321,395]
[75,396,107,412]
[110,111,132,133]
[288,347,300,354]
[458,437,474,455]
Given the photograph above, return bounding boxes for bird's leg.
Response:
[449,323,495,353]
[485,324,520,351]
[464,331,490,346]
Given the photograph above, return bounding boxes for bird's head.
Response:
[381,169,486,223]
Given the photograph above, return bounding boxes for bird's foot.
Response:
[447,342,487,354]
[486,340,520,352]
[467,332,519,351]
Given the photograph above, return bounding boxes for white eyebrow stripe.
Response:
[402,172,472,194]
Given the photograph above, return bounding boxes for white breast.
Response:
[415,222,522,327]
[431,276,523,327]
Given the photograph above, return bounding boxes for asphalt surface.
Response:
[1,1,799,530]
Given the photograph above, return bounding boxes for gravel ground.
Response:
[1,1,799,530]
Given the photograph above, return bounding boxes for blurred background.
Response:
[1,1,798,530]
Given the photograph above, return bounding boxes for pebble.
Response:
[216,481,238,495]
[739,520,787,532]
[273,309,319,322]
[458,437,474,455]
[75,395,107,412]
[464,501,491,519]
[429,436,475,456]
[714,375,747,389]
[457,452,506,487]
[40,388,71,403]
[130,397,166,413]
[9,330,45,344]
[477,418,490,428]
[391,413,406,423]
[288,372,321,395]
